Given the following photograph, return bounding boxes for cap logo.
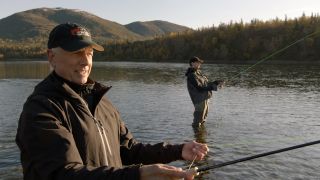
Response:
[70,27,90,37]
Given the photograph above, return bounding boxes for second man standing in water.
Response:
[185,56,224,127]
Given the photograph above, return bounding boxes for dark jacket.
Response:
[16,73,183,180]
[185,67,218,104]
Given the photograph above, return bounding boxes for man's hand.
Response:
[139,164,197,180]
[182,141,209,161]
[212,80,221,85]
[213,80,225,88]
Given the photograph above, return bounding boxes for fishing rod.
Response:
[195,139,320,172]
[227,30,320,81]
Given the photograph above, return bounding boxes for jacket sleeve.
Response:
[16,96,140,180]
[188,73,215,91]
[119,121,184,165]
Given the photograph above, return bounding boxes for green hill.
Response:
[125,20,189,37]
[0,8,190,42]
[4,8,319,63]
[0,7,190,59]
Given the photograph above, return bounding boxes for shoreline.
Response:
[1,58,320,65]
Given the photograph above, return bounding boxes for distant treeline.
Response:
[2,14,320,63]
[0,37,47,60]
[101,14,320,63]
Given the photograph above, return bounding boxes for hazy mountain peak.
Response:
[125,20,190,36]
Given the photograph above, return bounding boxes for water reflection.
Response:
[0,61,49,79]
[215,64,320,92]
[0,61,187,84]
[1,61,320,92]
[91,65,185,84]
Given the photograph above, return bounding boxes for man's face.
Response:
[191,61,201,69]
[48,47,93,85]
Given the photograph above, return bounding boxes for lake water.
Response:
[0,61,320,179]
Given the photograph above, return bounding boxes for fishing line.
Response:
[194,139,320,172]
[207,135,311,151]
[188,155,197,169]
[227,30,320,81]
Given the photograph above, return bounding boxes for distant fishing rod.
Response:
[195,139,320,173]
[227,30,320,81]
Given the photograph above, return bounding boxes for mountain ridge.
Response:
[0,7,191,42]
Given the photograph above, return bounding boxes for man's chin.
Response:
[74,77,88,85]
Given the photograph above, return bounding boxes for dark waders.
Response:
[192,99,209,127]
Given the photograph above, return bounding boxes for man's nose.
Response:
[79,53,90,65]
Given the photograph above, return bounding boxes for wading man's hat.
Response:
[47,23,104,52]
[189,56,204,65]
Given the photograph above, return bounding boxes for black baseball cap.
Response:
[189,56,204,65]
[47,23,104,52]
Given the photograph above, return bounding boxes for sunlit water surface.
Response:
[0,61,320,179]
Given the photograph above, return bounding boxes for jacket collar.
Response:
[33,72,111,104]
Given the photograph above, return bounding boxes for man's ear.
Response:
[47,49,54,59]
[47,49,55,70]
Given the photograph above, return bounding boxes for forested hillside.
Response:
[102,14,320,63]
[1,13,320,64]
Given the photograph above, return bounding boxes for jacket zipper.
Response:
[96,119,113,156]
[79,98,112,166]
[93,119,109,166]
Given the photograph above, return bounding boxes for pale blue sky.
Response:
[1,0,320,28]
